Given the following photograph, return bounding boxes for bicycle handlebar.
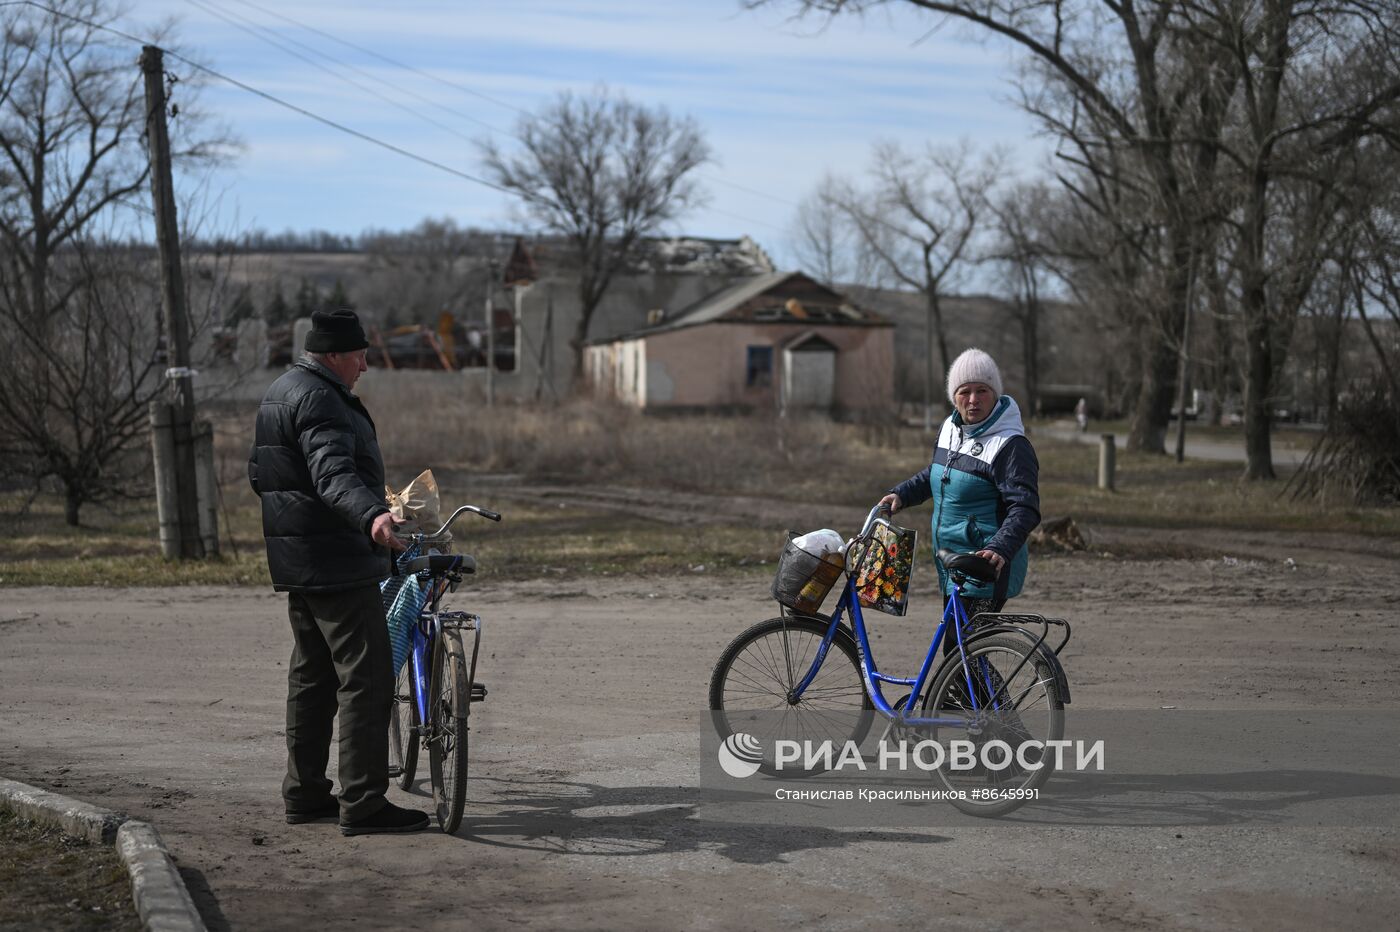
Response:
[855,502,891,540]
[422,504,503,539]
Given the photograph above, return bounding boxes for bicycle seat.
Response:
[407,553,476,576]
[936,549,997,584]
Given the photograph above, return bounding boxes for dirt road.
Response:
[1039,421,1312,466]
[2,527,1398,930]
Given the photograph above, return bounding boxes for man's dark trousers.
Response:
[283,586,391,821]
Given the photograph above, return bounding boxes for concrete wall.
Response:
[506,272,752,401]
[623,322,894,413]
[195,364,486,410]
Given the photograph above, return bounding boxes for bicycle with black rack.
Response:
[708,503,1072,817]
[385,503,501,834]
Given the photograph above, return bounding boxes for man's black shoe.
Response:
[339,802,431,836]
[285,801,339,824]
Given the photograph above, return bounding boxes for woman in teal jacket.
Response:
[879,348,1041,630]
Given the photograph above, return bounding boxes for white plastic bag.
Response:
[792,528,845,562]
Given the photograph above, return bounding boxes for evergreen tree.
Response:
[226,285,256,326]
[294,277,321,319]
[324,278,354,312]
[264,281,292,325]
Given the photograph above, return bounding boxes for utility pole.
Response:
[142,46,203,559]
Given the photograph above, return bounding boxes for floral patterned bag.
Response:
[847,518,916,617]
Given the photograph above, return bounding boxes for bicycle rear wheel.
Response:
[921,634,1064,817]
[427,627,470,833]
[708,615,873,776]
[389,658,419,790]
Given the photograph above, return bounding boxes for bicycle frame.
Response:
[789,573,999,729]
[399,502,500,731]
[407,578,450,727]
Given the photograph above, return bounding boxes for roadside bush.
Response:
[1288,380,1400,506]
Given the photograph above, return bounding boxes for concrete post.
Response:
[292,317,313,361]
[193,421,220,557]
[150,403,179,559]
[1098,434,1116,491]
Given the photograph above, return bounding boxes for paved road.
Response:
[1039,422,1312,467]
[2,538,1398,930]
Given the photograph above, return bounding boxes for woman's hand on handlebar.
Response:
[877,493,902,515]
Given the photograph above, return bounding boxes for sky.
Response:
[128,0,1047,266]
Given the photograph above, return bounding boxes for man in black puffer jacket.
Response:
[248,308,429,836]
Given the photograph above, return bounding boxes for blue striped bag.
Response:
[381,542,430,676]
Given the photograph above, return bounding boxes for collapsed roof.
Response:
[592,271,891,343]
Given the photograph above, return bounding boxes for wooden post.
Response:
[1173,252,1197,464]
[485,260,497,406]
[150,403,179,559]
[193,421,220,557]
[142,46,203,559]
[1098,434,1116,491]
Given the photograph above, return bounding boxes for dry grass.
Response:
[359,391,907,503]
[2,392,1395,587]
[1037,435,1400,535]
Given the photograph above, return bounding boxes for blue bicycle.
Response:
[709,505,1071,817]
[387,503,501,834]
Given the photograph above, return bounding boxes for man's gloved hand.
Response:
[370,512,408,552]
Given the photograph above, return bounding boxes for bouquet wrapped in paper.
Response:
[847,518,916,617]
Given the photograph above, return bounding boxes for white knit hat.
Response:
[946,348,1003,402]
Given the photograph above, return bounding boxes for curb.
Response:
[0,776,127,844]
[117,820,207,932]
[0,777,207,932]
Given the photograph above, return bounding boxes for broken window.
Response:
[746,346,773,387]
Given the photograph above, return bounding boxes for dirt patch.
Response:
[1,523,1398,929]
[0,809,140,931]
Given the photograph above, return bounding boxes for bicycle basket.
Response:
[771,533,845,615]
[846,518,916,617]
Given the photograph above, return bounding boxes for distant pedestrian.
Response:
[248,308,429,836]
[1074,397,1089,433]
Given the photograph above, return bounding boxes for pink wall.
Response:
[642,322,894,410]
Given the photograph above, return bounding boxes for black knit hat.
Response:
[304,308,368,353]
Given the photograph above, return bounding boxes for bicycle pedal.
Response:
[469,682,488,702]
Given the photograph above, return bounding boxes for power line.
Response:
[167,52,538,203]
[1,0,796,240]
[703,175,802,210]
[191,0,805,224]
[0,1,547,205]
[222,0,528,117]
[186,0,509,137]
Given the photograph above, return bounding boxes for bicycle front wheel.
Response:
[708,615,873,776]
[389,659,419,790]
[427,628,471,833]
[921,634,1065,817]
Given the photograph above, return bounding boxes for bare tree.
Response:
[791,173,873,288]
[479,90,711,382]
[1210,2,1400,477]
[358,216,491,330]
[822,140,1001,430]
[761,0,1241,452]
[762,0,1400,478]
[0,0,230,523]
[986,181,1055,413]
